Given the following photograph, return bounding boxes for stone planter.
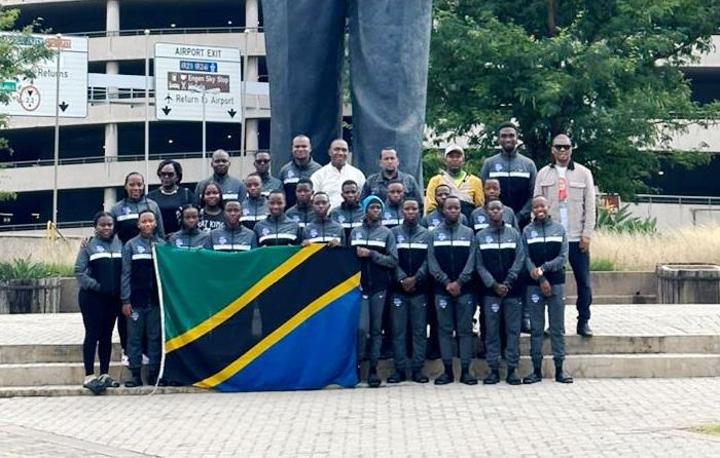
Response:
[656,264,720,304]
[0,278,62,314]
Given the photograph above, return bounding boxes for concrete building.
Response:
[0,1,719,228]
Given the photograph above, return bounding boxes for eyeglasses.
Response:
[159,172,176,177]
[552,144,572,151]
[255,159,270,164]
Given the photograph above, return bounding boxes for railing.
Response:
[0,149,270,169]
[634,194,720,206]
[67,26,262,39]
[88,87,156,102]
[0,220,93,232]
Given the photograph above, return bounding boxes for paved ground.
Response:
[2,304,720,346]
[1,378,720,456]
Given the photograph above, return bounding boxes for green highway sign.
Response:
[0,81,17,92]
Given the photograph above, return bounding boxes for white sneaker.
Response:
[142,354,150,365]
[121,353,129,367]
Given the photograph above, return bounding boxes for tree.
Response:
[0,8,52,201]
[426,0,720,197]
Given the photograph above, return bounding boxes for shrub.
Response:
[597,204,657,234]
[0,258,72,281]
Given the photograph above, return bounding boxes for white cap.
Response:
[443,144,464,157]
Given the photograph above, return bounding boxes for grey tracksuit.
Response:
[361,170,422,203]
[381,201,403,229]
[523,218,568,363]
[350,220,398,366]
[428,220,477,366]
[194,173,247,204]
[476,225,525,369]
[470,206,519,233]
[303,218,346,245]
[285,203,315,229]
[391,222,430,371]
[254,214,302,246]
[480,150,537,227]
[168,228,210,250]
[206,225,258,251]
[121,234,166,371]
[421,209,468,230]
[329,203,364,245]
[241,195,269,231]
[259,173,284,197]
[109,197,165,244]
[278,159,322,208]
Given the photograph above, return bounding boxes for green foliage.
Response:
[590,258,616,271]
[428,0,720,198]
[0,258,71,281]
[597,204,657,234]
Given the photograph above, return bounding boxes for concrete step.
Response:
[0,385,204,398]
[2,353,719,388]
[1,334,717,365]
[566,295,657,304]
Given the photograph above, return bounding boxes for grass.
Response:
[691,424,720,436]
[592,225,720,271]
[589,258,615,271]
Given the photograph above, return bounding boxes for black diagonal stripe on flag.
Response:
[164,247,359,384]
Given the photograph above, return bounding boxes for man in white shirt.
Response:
[311,139,366,209]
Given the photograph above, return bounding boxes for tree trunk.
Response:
[547,0,557,37]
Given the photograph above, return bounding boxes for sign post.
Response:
[154,43,242,176]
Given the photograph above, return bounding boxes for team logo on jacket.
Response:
[291,216,299,222]
[384,212,392,219]
[397,234,405,243]
[243,208,250,215]
[438,298,448,309]
[219,237,227,244]
[494,163,503,171]
[477,215,486,223]
[123,206,131,214]
[437,232,446,241]
[287,170,295,178]
[262,228,270,236]
[393,297,402,308]
[95,246,105,253]
[310,229,318,237]
[137,246,146,253]
[531,294,540,303]
[338,215,346,223]
[490,303,500,313]
[431,218,440,227]
[485,235,493,243]
[531,230,538,238]
[175,239,184,247]
[356,232,363,240]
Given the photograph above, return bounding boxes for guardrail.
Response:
[0,149,270,168]
[634,194,720,206]
[67,26,263,39]
[0,220,93,232]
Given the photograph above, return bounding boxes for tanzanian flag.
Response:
[154,244,361,391]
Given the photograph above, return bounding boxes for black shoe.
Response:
[521,317,532,334]
[555,361,574,383]
[483,369,500,385]
[434,372,454,385]
[506,368,521,385]
[83,377,106,395]
[125,370,143,388]
[523,371,543,384]
[367,368,382,388]
[147,368,159,386]
[97,374,120,389]
[387,371,406,384]
[460,371,478,385]
[412,370,429,383]
[577,321,593,337]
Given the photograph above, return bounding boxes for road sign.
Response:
[155,43,242,123]
[0,34,88,118]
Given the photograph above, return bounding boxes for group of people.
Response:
[74,122,596,393]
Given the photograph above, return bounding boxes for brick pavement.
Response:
[1,378,720,456]
[1,304,720,346]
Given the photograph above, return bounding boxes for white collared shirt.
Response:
[311,163,366,209]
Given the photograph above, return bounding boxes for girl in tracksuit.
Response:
[207,200,258,252]
[168,204,210,249]
[74,211,123,394]
[121,209,166,387]
[350,195,398,388]
[254,191,302,246]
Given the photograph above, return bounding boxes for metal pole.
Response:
[240,29,249,159]
[144,29,150,181]
[202,85,207,178]
[52,33,62,229]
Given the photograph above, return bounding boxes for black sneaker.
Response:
[125,370,143,388]
[97,374,120,389]
[483,370,500,385]
[577,321,593,337]
[523,371,543,384]
[506,368,522,385]
[460,372,478,385]
[386,371,406,384]
[411,370,429,384]
[434,372,454,385]
[83,377,106,395]
[367,372,382,388]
